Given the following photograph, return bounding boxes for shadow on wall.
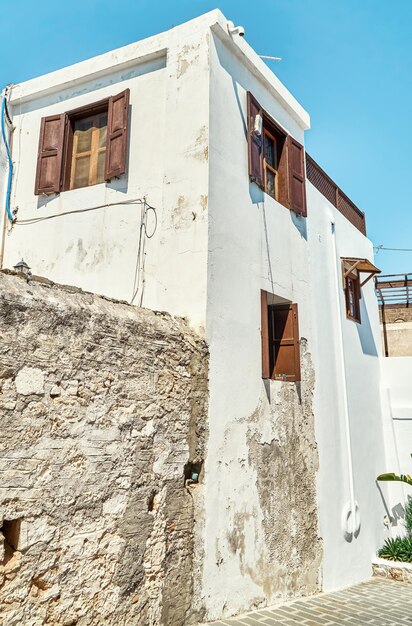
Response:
[357,297,378,356]
[290,210,307,240]
[376,480,405,528]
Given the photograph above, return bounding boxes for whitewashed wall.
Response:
[380,357,412,532]
[203,29,322,621]
[2,13,214,331]
[307,184,388,591]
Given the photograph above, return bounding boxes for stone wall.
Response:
[0,271,208,626]
[380,305,412,356]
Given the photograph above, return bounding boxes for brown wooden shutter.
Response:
[34,114,66,195]
[277,135,290,208]
[247,92,264,189]
[261,290,270,379]
[269,303,301,382]
[105,88,130,180]
[287,136,307,216]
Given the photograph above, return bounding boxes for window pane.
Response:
[72,155,91,189]
[264,135,276,167]
[266,169,276,199]
[74,119,93,153]
[99,124,107,148]
[70,111,108,189]
[97,150,106,184]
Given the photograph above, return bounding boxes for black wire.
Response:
[143,205,157,238]
[14,198,148,226]
[375,246,412,252]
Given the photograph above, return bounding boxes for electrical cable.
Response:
[374,245,412,253]
[14,198,150,226]
[1,90,14,223]
[129,201,157,305]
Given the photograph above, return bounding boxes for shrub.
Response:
[378,535,412,562]
[405,495,412,537]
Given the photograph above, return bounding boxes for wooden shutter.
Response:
[105,88,130,180]
[34,114,66,195]
[277,135,289,208]
[287,136,307,216]
[268,303,301,382]
[247,92,264,189]
[261,290,270,379]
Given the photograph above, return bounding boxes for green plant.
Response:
[377,454,412,487]
[377,472,412,486]
[405,496,412,537]
[378,535,412,562]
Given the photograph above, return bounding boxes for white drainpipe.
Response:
[331,221,359,540]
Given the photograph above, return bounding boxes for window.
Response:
[261,291,301,382]
[247,92,307,216]
[263,129,278,200]
[34,89,130,195]
[345,272,361,323]
[70,111,108,190]
[341,258,381,324]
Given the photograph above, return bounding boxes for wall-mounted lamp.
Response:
[253,114,263,137]
[13,259,31,277]
[227,21,245,37]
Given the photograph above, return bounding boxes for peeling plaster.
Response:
[247,340,322,601]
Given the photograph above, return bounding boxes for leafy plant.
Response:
[377,453,412,487]
[378,536,412,562]
[377,472,412,486]
[405,496,412,537]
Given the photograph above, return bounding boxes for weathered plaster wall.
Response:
[2,12,213,332]
[202,31,322,621]
[380,305,412,356]
[307,183,387,591]
[0,271,208,626]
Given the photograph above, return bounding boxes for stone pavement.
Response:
[204,578,412,625]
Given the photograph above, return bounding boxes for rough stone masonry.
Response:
[0,271,208,626]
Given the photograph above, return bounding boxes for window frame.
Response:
[34,88,130,196]
[247,91,307,216]
[62,98,109,192]
[261,291,301,382]
[263,127,278,200]
[345,271,361,323]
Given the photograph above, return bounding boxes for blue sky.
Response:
[2,0,411,274]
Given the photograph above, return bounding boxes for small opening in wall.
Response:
[184,461,203,485]
[147,491,158,512]
[1,518,21,564]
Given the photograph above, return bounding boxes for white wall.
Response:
[204,23,389,618]
[203,29,320,620]
[380,357,412,530]
[307,183,387,591]
[1,12,214,332]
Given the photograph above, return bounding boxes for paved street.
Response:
[205,578,412,625]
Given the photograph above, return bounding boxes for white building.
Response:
[0,9,406,623]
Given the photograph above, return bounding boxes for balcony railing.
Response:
[306,154,367,236]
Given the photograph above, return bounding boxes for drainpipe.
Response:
[0,85,14,268]
[330,222,359,539]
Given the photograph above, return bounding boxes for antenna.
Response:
[259,55,282,62]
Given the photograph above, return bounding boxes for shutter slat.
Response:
[105,88,130,180]
[287,137,307,216]
[247,92,264,189]
[34,114,66,195]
